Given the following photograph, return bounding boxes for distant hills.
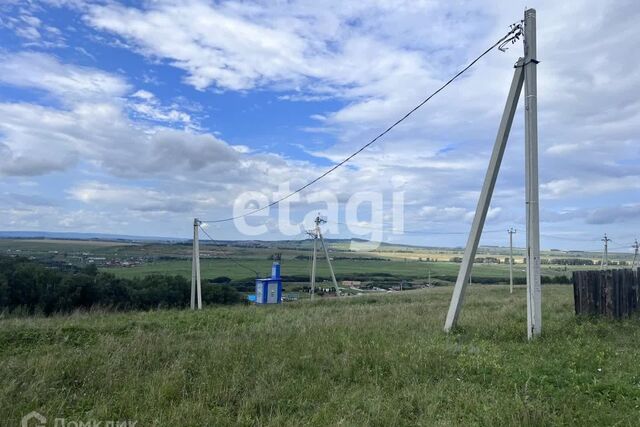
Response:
[0,231,372,245]
[0,230,608,256]
[0,230,445,250]
[0,230,185,242]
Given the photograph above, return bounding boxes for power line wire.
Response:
[201,23,523,224]
[540,233,603,243]
[198,225,260,277]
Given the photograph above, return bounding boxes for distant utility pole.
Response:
[307,229,317,299]
[191,218,202,310]
[508,228,516,294]
[631,239,639,269]
[601,233,611,269]
[307,214,340,299]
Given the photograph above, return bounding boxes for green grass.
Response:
[1,285,639,425]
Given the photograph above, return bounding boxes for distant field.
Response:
[16,239,134,246]
[2,285,638,425]
[104,257,511,281]
[102,257,597,282]
[0,238,618,285]
[0,239,136,253]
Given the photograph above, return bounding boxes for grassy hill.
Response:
[1,285,639,425]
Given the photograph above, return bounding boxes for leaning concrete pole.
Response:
[524,8,541,339]
[191,218,202,310]
[444,57,525,332]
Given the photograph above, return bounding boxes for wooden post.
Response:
[572,271,580,315]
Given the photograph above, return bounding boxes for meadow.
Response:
[1,285,639,425]
[105,257,518,281]
[104,255,592,287]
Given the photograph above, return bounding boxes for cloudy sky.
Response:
[0,0,638,251]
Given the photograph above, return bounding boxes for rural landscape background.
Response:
[1,236,639,425]
[0,234,627,316]
[1,0,640,425]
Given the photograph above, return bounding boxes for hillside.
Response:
[2,285,639,425]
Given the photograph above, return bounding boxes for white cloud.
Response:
[542,177,640,199]
[131,89,154,100]
[0,51,129,101]
[84,0,478,96]
[68,182,195,213]
[130,103,192,125]
[0,95,312,189]
[0,52,216,176]
[0,5,66,47]
[0,103,81,175]
[87,1,309,91]
[418,205,502,223]
[586,204,640,225]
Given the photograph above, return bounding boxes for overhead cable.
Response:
[201,23,523,224]
[198,225,260,277]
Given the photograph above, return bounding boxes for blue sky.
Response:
[0,0,638,252]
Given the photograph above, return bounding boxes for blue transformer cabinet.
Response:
[255,262,282,304]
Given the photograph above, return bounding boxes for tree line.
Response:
[0,256,243,315]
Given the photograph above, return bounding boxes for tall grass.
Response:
[1,285,639,426]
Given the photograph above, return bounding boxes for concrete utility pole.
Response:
[308,229,318,300]
[445,8,541,340]
[632,239,639,269]
[601,233,611,268]
[191,218,202,310]
[307,215,340,299]
[523,8,541,339]
[508,228,516,294]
